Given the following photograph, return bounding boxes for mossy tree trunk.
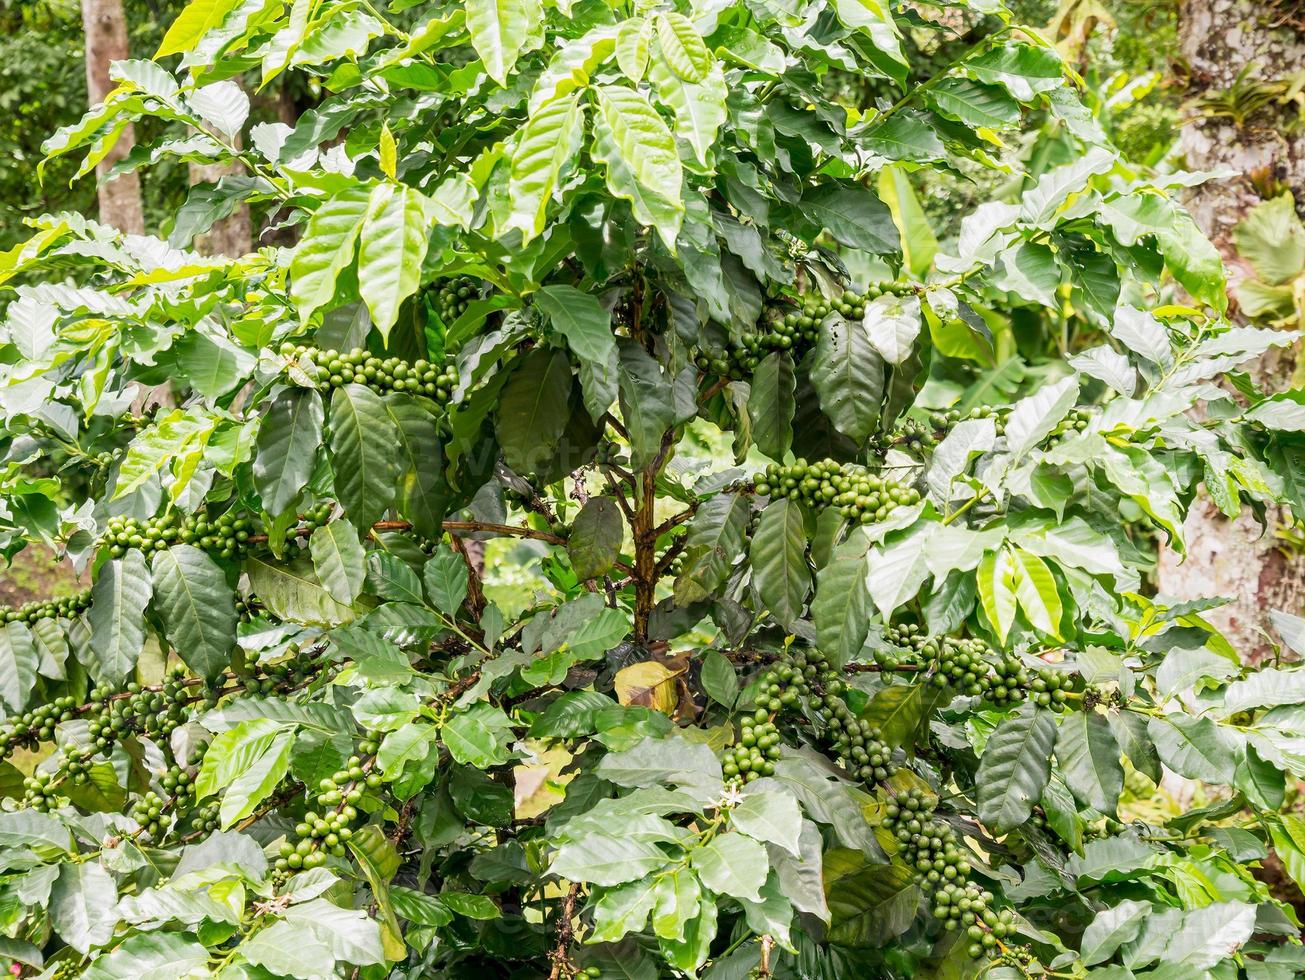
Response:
[1156,1,1305,660]
[80,0,144,234]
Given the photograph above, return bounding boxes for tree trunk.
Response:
[188,160,253,257]
[1156,1,1305,660]
[81,0,144,235]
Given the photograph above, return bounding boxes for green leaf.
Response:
[1004,376,1079,458]
[927,418,996,503]
[551,834,670,885]
[865,521,937,620]
[824,850,917,947]
[750,497,810,629]
[1008,548,1063,639]
[590,877,660,943]
[310,519,368,605]
[289,186,372,324]
[1080,900,1151,966]
[423,546,469,616]
[442,702,513,769]
[863,682,946,750]
[976,703,1057,833]
[155,0,240,57]
[1056,710,1123,816]
[862,293,921,364]
[616,340,681,471]
[466,0,543,85]
[385,393,447,539]
[927,77,1020,129]
[655,13,711,82]
[330,383,400,531]
[700,650,739,708]
[87,550,153,686]
[81,932,210,980]
[535,285,617,421]
[508,93,586,244]
[367,551,424,604]
[1223,666,1305,714]
[1233,193,1305,285]
[529,690,617,737]
[799,182,899,255]
[0,622,38,714]
[810,315,884,442]
[358,183,432,338]
[876,165,937,278]
[748,352,796,460]
[150,545,237,679]
[674,492,749,604]
[812,552,870,671]
[496,348,574,476]
[648,61,727,169]
[246,553,359,628]
[219,727,294,828]
[254,387,325,518]
[284,898,386,965]
[731,786,801,856]
[240,920,338,978]
[1148,714,1238,784]
[967,41,1065,101]
[592,84,684,249]
[50,861,119,954]
[568,497,624,581]
[196,717,288,799]
[690,832,767,901]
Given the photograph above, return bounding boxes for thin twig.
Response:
[547,883,583,980]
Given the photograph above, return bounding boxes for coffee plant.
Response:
[0,0,1304,977]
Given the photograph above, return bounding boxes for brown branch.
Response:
[245,519,565,547]
[441,520,567,545]
[654,503,698,538]
[447,533,487,617]
[602,470,636,521]
[699,376,728,405]
[547,882,583,980]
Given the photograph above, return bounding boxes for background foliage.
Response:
[1,0,1304,979]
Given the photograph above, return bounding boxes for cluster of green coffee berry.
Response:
[129,789,172,837]
[22,770,64,811]
[723,709,782,784]
[0,696,77,754]
[731,648,898,789]
[884,788,1016,959]
[277,742,383,873]
[754,459,921,524]
[0,589,91,625]
[129,759,217,840]
[938,881,1021,961]
[235,595,265,621]
[85,673,204,750]
[1044,408,1092,447]
[927,405,1010,437]
[696,284,913,380]
[880,418,938,453]
[885,789,972,887]
[818,683,897,785]
[281,344,458,404]
[433,275,479,326]
[101,508,257,560]
[883,625,1079,710]
[771,649,898,785]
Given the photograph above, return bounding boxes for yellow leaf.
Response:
[379,123,397,180]
[615,661,681,714]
